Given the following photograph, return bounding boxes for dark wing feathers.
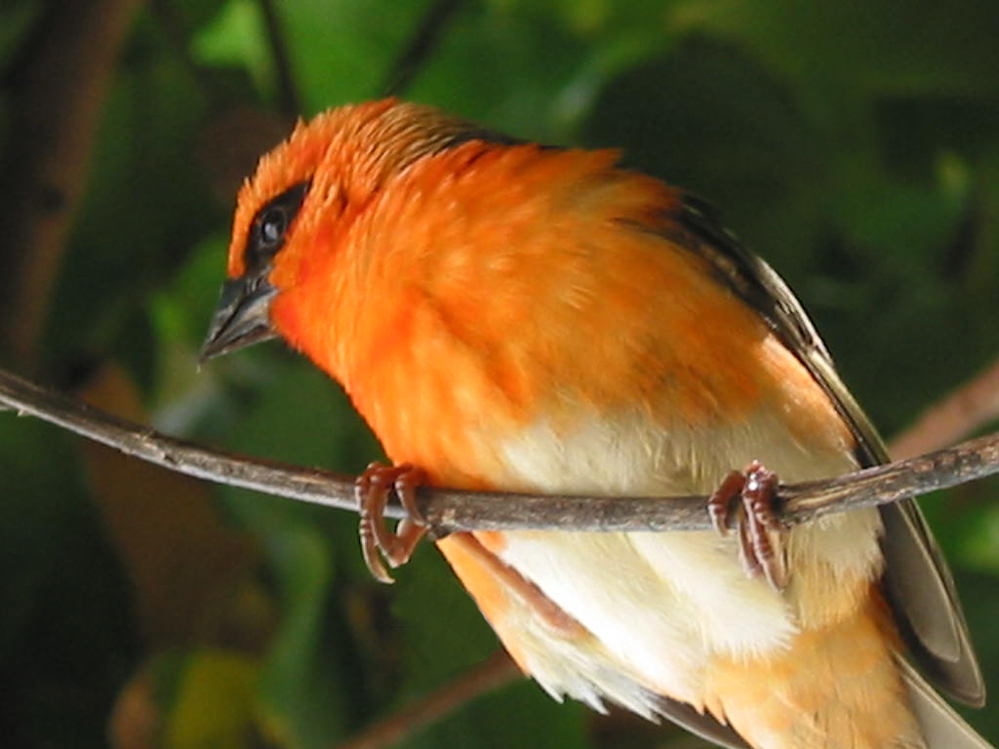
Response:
[881,502,985,705]
[675,193,985,707]
[654,695,752,749]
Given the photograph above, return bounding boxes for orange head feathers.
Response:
[201,98,783,476]
[202,99,989,749]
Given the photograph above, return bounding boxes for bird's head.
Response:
[200,98,510,362]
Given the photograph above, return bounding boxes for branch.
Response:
[889,354,999,459]
[0,0,142,365]
[258,0,301,117]
[332,650,520,749]
[382,0,464,97]
[1,366,998,535]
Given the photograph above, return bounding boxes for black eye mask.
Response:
[244,181,311,274]
[200,180,311,362]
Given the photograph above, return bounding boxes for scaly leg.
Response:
[707,460,787,590]
[356,461,429,584]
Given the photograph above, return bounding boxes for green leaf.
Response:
[276,0,428,111]
[192,0,276,99]
[163,649,261,749]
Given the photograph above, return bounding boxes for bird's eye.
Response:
[259,207,288,249]
[243,180,311,272]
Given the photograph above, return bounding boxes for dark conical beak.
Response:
[199,275,279,363]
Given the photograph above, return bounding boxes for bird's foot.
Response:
[356,461,429,584]
[707,460,788,591]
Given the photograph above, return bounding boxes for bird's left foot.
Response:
[356,461,429,584]
[707,460,788,591]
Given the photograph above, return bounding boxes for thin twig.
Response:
[889,355,999,460]
[258,0,301,116]
[333,650,520,749]
[1,366,998,535]
[383,0,464,97]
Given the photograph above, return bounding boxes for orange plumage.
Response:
[202,99,989,749]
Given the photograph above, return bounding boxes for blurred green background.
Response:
[1,1,998,747]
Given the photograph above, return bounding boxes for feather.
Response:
[676,194,985,706]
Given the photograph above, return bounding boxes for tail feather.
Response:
[900,657,994,749]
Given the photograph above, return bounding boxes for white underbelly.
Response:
[474,409,884,708]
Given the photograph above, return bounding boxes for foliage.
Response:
[1,1,997,747]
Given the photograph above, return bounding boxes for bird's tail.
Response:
[900,657,994,749]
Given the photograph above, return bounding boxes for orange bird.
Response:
[202,99,990,749]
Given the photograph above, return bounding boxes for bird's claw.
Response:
[707,460,788,591]
[356,461,429,584]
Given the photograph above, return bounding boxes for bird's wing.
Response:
[899,656,993,748]
[675,193,985,706]
[654,695,752,749]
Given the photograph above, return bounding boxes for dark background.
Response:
[1,1,997,747]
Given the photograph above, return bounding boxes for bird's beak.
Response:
[199,274,279,363]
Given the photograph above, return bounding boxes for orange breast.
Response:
[272,142,850,488]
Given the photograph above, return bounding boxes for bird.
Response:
[200,98,990,749]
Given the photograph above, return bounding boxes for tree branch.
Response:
[383,0,464,97]
[1,366,998,535]
[258,0,301,117]
[332,650,520,749]
[889,354,999,460]
[0,0,143,366]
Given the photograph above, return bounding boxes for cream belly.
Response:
[464,408,884,713]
